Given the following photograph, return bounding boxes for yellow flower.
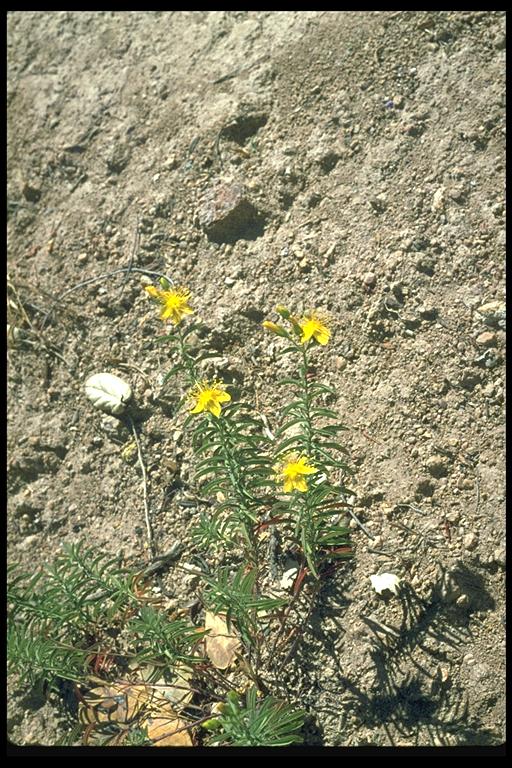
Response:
[145,285,193,325]
[262,320,288,338]
[275,453,317,493]
[188,380,231,418]
[298,312,330,346]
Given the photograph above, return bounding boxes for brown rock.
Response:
[198,182,264,243]
[425,454,450,478]
[475,331,497,347]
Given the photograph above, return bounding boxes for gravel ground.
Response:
[7,11,505,748]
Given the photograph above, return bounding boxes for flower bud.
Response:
[202,718,222,731]
[226,690,240,705]
[262,320,288,338]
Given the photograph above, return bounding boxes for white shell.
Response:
[84,372,132,416]
[280,566,298,590]
[370,573,401,596]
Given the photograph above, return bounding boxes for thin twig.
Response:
[474,469,481,517]
[8,276,72,369]
[214,128,224,170]
[276,580,321,674]
[346,506,375,540]
[367,548,395,558]
[41,266,175,330]
[400,503,428,516]
[118,213,140,297]
[128,415,154,559]
[269,571,305,660]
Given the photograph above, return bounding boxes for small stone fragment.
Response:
[417,304,438,320]
[477,301,505,329]
[475,331,497,347]
[459,370,481,391]
[370,572,401,595]
[492,546,505,567]
[431,186,446,212]
[463,532,478,551]
[198,182,264,243]
[425,454,450,478]
[416,479,435,497]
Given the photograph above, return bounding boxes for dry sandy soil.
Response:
[7,11,505,747]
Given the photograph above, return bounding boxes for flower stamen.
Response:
[145,285,193,325]
[188,379,231,418]
[274,453,317,493]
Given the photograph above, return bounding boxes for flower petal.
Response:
[300,322,315,344]
[293,477,309,492]
[145,285,160,299]
[296,460,317,475]
[314,327,330,345]
[283,478,295,494]
[209,400,222,418]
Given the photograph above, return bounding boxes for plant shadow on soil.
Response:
[338,576,497,746]
[280,562,497,746]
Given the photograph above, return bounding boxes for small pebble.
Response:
[425,454,450,478]
[418,304,438,320]
[482,382,495,398]
[19,534,40,551]
[475,331,497,347]
[463,532,478,550]
[493,547,505,567]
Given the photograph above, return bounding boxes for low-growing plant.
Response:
[202,687,306,747]
[7,282,354,747]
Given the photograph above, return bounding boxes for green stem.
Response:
[176,324,199,385]
[298,342,320,578]
[300,344,314,458]
[212,416,259,566]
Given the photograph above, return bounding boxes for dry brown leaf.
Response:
[79,682,153,725]
[134,664,194,709]
[156,665,194,708]
[144,715,193,746]
[141,697,194,748]
[204,611,241,670]
[132,686,194,746]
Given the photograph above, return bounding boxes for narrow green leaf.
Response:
[311,407,339,420]
[275,417,307,437]
[317,440,349,454]
[277,345,300,356]
[153,332,178,345]
[162,363,185,383]
[277,377,302,388]
[309,382,336,396]
[275,435,306,454]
